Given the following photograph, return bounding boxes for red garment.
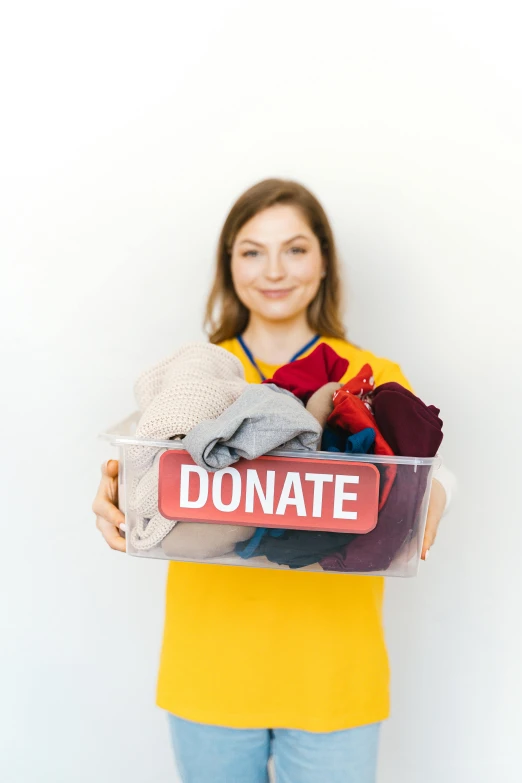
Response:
[341,363,375,397]
[264,344,349,404]
[327,377,396,511]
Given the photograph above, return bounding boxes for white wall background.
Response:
[1,1,521,781]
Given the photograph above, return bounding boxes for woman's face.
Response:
[230,204,325,323]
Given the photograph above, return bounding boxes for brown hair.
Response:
[205,178,346,344]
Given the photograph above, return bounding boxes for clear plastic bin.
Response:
[102,416,439,577]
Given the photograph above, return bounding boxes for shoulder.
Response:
[321,337,413,392]
[215,337,247,367]
[216,338,239,355]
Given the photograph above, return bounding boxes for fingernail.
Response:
[424,549,430,560]
[119,523,127,532]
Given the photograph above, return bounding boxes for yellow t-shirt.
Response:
[156,336,412,731]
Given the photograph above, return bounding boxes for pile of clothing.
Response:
[127,343,322,558]
[127,341,443,573]
[232,347,443,571]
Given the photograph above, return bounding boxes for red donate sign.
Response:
[158,450,380,534]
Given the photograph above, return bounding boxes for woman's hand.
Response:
[92,459,126,552]
[421,478,446,560]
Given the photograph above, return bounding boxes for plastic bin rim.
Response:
[100,432,441,468]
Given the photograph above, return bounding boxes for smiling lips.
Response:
[259,288,295,299]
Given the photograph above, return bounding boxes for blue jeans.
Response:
[167,714,381,783]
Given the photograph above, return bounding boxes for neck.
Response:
[241,313,317,365]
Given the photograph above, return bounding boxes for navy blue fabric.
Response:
[321,426,376,454]
[235,528,357,569]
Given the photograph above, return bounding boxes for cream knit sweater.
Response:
[129,343,247,550]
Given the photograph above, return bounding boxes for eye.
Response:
[242,250,259,258]
[289,246,306,255]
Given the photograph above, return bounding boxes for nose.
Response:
[264,249,286,281]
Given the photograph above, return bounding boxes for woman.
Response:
[93,179,452,783]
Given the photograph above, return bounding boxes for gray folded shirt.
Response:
[183,384,322,471]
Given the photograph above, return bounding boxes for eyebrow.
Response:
[284,235,310,244]
[239,239,264,247]
[238,234,311,247]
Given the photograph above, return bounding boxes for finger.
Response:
[421,479,446,560]
[92,464,121,515]
[421,513,440,559]
[421,537,434,560]
[101,459,119,479]
[92,496,125,527]
[96,516,126,552]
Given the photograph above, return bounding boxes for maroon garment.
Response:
[264,344,349,404]
[321,385,443,573]
[371,382,443,457]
